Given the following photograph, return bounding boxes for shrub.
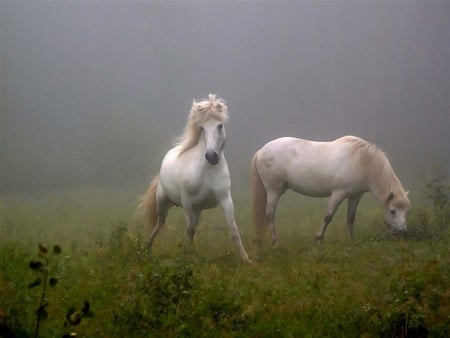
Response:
[116,258,194,336]
[408,164,450,240]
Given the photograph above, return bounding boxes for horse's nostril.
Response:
[205,151,219,164]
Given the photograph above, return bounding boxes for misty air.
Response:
[1,1,449,337]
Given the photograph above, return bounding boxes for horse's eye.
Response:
[390,209,396,216]
[217,124,224,130]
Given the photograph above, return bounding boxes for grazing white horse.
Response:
[140,94,250,262]
[252,136,410,247]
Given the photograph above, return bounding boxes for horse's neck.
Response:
[183,140,205,162]
[369,181,389,203]
[368,164,399,203]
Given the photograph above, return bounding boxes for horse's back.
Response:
[256,137,368,197]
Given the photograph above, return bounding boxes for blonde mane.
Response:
[175,94,228,156]
[344,136,410,208]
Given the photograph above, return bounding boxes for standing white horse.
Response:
[252,136,410,248]
[140,94,250,262]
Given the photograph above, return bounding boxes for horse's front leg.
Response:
[347,194,363,239]
[185,208,201,243]
[219,194,251,263]
[315,191,347,242]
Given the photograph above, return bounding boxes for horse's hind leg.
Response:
[266,189,282,246]
[347,194,362,239]
[147,194,171,249]
[315,191,346,242]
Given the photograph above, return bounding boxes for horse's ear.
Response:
[192,99,203,113]
[215,103,222,112]
[387,192,395,202]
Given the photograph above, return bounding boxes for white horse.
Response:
[252,136,410,247]
[140,94,250,262]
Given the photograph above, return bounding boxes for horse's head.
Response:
[201,117,226,165]
[191,94,228,166]
[384,191,410,233]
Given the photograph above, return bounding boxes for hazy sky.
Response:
[1,1,449,195]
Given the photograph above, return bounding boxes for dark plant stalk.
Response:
[34,257,48,338]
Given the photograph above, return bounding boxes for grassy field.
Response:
[0,189,449,337]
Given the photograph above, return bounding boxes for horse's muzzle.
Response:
[205,151,219,165]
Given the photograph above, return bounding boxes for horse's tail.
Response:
[139,175,160,230]
[252,151,268,248]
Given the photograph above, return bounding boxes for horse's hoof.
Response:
[145,248,153,259]
[243,257,254,264]
[315,235,323,243]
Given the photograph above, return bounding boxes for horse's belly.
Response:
[288,180,332,198]
[287,169,367,197]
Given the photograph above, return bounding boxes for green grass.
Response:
[1,191,449,337]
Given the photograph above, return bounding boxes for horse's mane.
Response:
[175,94,228,156]
[343,136,410,207]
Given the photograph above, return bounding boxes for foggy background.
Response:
[1,1,449,198]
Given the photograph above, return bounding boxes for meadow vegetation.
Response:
[1,175,449,337]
